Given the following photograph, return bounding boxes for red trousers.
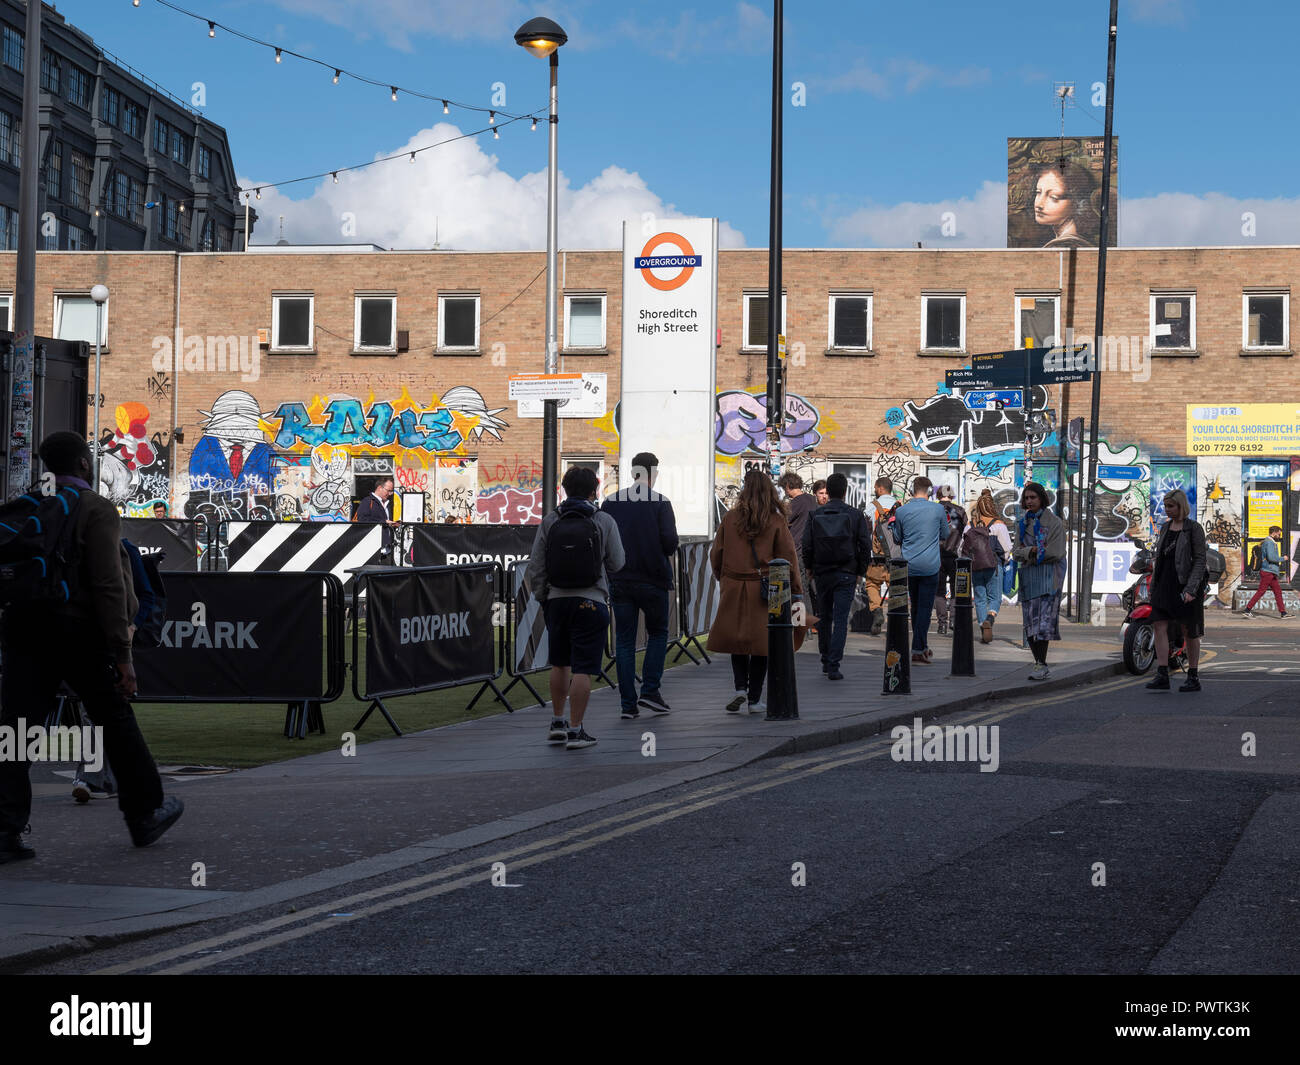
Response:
[1246,572,1286,613]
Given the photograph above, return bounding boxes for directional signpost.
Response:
[1097,464,1143,482]
[962,389,1024,411]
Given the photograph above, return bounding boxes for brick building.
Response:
[2,243,1297,596]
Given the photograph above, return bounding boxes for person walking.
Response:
[781,471,819,627]
[708,469,803,714]
[962,489,1011,643]
[1013,482,1066,680]
[1242,525,1293,619]
[1,432,184,863]
[802,473,872,680]
[602,452,679,719]
[812,480,829,506]
[1146,490,1209,691]
[864,477,901,636]
[932,485,968,637]
[890,476,950,665]
[527,467,625,749]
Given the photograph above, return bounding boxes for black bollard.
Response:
[882,559,911,695]
[765,557,799,720]
[950,556,975,676]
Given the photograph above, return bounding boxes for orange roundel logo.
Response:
[635,232,701,291]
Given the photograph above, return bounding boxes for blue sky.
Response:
[53,0,1300,249]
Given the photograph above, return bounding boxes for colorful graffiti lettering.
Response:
[715,391,822,456]
[478,487,543,524]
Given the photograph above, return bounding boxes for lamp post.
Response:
[515,16,567,516]
[90,284,108,491]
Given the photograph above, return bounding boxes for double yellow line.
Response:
[100,673,1142,975]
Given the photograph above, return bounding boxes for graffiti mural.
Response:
[99,401,172,515]
[900,385,1053,458]
[477,454,543,524]
[715,391,822,456]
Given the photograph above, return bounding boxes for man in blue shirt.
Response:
[890,475,951,663]
[601,452,679,718]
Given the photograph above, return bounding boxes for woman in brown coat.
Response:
[709,470,803,714]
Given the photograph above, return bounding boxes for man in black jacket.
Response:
[601,452,679,718]
[356,475,398,560]
[802,472,872,681]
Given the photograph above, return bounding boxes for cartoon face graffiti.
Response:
[308,443,351,517]
[190,389,275,494]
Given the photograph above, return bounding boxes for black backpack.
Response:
[811,506,858,570]
[545,508,603,588]
[1247,541,1264,577]
[941,502,968,556]
[0,485,83,607]
[122,540,168,648]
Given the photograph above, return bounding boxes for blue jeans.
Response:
[908,572,939,652]
[611,581,670,711]
[816,570,857,670]
[972,565,1002,622]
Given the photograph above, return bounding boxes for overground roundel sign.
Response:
[636,231,702,291]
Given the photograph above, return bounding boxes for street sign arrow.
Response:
[962,389,1024,410]
[1097,464,1144,481]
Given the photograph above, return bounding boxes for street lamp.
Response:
[515,16,567,515]
[90,283,108,491]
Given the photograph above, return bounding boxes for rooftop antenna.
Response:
[1053,82,1076,157]
[278,215,285,241]
[433,216,440,250]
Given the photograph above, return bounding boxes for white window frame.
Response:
[828,291,873,351]
[562,456,605,498]
[271,293,314,352]
[354,293,397,351]
[438,293,480,351]
[0,291,11,329]
[1013,293,1060,349]
[1149,291,1196,352]
[53,292,107,347]
[1242,291,1290,351]
[921,292,966,351]
[742,291,787,351]
[563,292,606,350]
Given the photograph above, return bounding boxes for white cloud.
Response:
[824,180,1300,247]
[821,58,992,98]
[609,2,771,60]
[240,121,746,250]
[1131,0,1189,26]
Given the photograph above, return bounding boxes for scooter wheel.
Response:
[1123,621,1156,675]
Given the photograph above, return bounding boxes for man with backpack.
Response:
[527,466,625,749]
[1,432,184,863]
[601,452,679,718]
[802,473,872,680]
[933,485,969,637]
[890,476,952,664]
[1242,526,1293,619]
[865,477,901,636]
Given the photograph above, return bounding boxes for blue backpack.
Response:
[0,485,83,606]
[122,539,168,647]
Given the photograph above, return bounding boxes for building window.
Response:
[163,197,181,242]
[153,117,168,154]
[40,48,59,95]
[355,295,397,350]
[100,86,120,128]
[200,218,214,251]
[272,294,314,350]
[0,111,20,167]
[54,294,107,346]
[0,293,11,328]
[1150,292,1195,350]
[67,223,87,251]
[0,206,16,251]
[742,291,787,351]
[41,225,59,251]
[1015,294,1060,349]
[69,150,92,208]
[66,64,91,109]
[217,225,232,251]
[438,294,479,350]
[122,101,142,140]
[1243,292,1289,350]
[564,294,605,349]
[3,24,24,73]
[922,293,966,350]
[170,128,190,165]
[830,462,871,512]
[198,144,212,180]
[46,139,62,200]
[829,293,872,350]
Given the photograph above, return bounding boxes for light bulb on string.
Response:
[333,69,340,84]
[492,127,499,139]
[531,117,537,131]
[274,48,282,63]
[391,87,398,102]
[208,22,216,38]
[489,111,495,124]
[331,172,338,184]
[442,100,449,114]
[409,152,416,163]
[255,188,262,200]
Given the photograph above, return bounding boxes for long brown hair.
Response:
[734,469,786,539]
[973,489,999,525]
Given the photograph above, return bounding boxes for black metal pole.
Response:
[765,0,783,478]
[882,560,911,694]
[950,557,975,676]
[1080,0,1118,610]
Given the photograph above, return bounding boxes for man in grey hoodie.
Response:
[526,466,625,749]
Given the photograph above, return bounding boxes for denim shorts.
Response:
[544,596,610,675]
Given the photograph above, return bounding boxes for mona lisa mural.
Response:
[1007,137,1119,249]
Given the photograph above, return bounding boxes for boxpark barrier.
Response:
[103,521,723,740]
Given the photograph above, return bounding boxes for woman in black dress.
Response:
[1146,489,1208,692]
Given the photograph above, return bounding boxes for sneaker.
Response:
[0,825,35,865]
[1281,612,1295,620]
[1179,674,1201,692]
[747,700,767,715]
[1028,663,1051,681]
[827,669,843,681]
[637,692,671,714]
[726,690,747,714]
[548,718,570,744]
[128,796,185,848]
[1241,610,1256,618]
[565,727,597,750]
[620,707,640,720]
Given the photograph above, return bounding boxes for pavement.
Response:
[0,612,1178,971]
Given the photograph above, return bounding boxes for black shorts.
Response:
[544,596,609,675]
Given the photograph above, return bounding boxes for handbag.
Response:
[750,538,769,603]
